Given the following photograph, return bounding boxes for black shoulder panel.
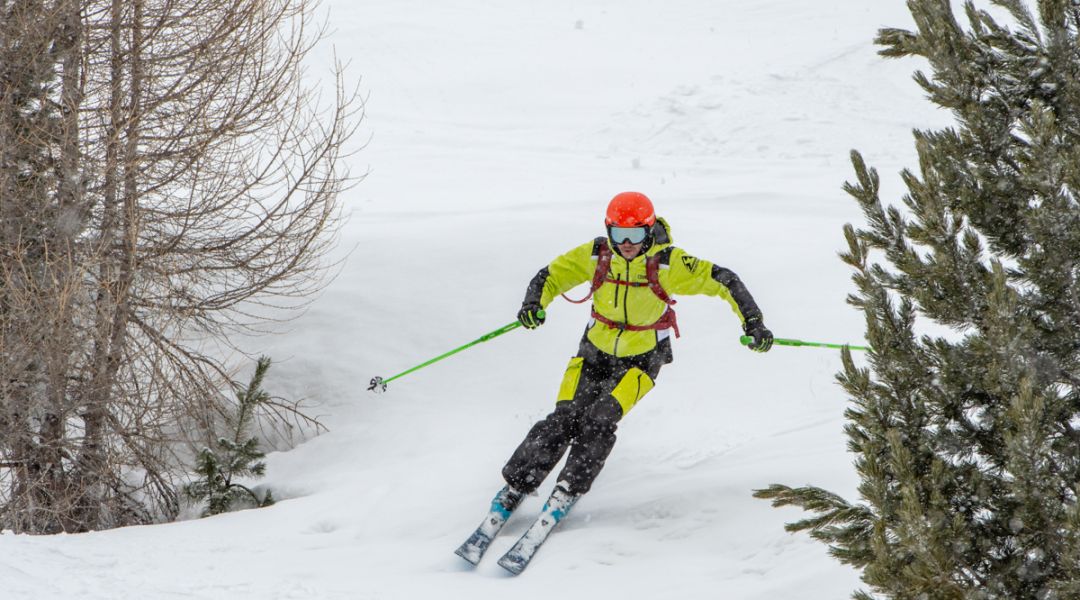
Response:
[711,264,762,324]
[711,265,739,287]
[654,246,675,266]
[523,266,550,305]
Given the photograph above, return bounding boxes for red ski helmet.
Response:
[605,192,656,227]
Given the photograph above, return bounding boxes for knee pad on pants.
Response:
[556,357,585,402]
[609,367,654,415]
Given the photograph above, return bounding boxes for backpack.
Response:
[562,238,680,338]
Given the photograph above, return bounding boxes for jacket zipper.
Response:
[612,257,632,357]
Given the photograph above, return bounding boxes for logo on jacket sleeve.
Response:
[681,255,700,273]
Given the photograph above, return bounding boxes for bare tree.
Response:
[0,0,90,535]
[0,0,356,533]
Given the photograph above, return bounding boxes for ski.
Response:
[454,485,524,565]
[496,486,578,575]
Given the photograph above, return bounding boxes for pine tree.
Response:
[755,2,1080,597]
[185,357,275,517]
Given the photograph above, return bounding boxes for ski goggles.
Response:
[608,225,649,245]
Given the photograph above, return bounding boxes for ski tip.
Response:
[496,555,527,576]
[454,546,481,567]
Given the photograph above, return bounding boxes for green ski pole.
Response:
[368,311,544,393]
[739,335,871,352]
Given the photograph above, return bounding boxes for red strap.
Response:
[645,255,676,306]
[563,244,676,315]
[590,251,680,336]
[562,291,593,304]
[562,242,613,304]
[591,307,680,338]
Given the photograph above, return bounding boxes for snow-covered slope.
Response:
[2,2,955,598]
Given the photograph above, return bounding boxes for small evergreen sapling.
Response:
[186,357,276,516]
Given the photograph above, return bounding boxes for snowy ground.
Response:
[2,1,958,599]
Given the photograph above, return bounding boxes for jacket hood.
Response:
[651,217,673,248]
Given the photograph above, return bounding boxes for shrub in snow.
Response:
[186,357,276,516]
[757,2,1080,598]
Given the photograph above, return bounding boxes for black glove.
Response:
[743,317,773,353]
[517,302,545,329]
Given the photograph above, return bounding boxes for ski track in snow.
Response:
[2,1,957,599]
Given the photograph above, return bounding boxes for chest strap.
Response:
[591,307,680,338]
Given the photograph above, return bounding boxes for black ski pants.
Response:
[502,336,671,496]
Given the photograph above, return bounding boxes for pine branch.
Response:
[753,484,876,567]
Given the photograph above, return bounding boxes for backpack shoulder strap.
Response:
[562,237,612,304]
[646,247,676,306]
[592,237,612,288]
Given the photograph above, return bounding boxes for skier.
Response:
[457,191,774,572]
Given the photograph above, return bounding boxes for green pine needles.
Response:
[756,2,1080,598]
[185,357,276,517]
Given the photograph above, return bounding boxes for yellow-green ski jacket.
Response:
[522,218,763,358]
